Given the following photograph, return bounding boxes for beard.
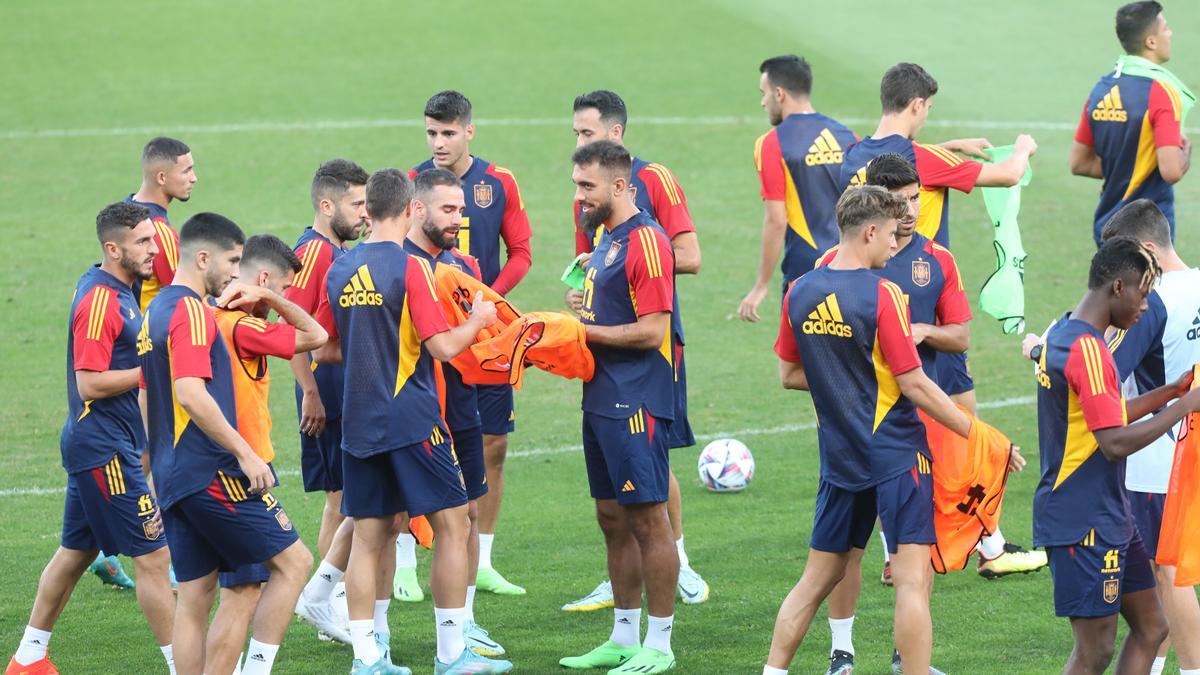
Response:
[579,200,613,233]
[203,266,232,297]
[120,252,154,281]
[330,208,362,242]
[422,220,456,250]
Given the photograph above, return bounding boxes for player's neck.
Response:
[405,233,440,257]
[874,115,914,140]
[171,269,208,299]
[448,153,474,178]
[133,183,170,210]
[366,217,409,246]
[605,198,639,232]
[311,219,342,248]
[1072,293,1114,334]
[780,97,815,117]
[827,244,871,270]
[1157,248,1188,273]
[98,259,135,288]
[1134,50,1167,65]
[894,233,915,252]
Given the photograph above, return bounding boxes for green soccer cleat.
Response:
[559,640,639,670]
[474,567,525,595]
[88,553,135,590]
[608,646,675,674]
[392,567,424,602]
[350,656,411,675]
[434,646,513,674]
[464,620,506,656]
[978,543,1048,579]
[677,565,709,605]
[561,580,615,612]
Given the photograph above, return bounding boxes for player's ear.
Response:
[465,123,475,142]
[610,123,624,141]
[155,170,167,187]
[256,269,270,288]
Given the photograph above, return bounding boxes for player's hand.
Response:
[1183,135,1193,157]
[911,323,931,345]
[565,288,584,312]
[1172,370,1195,398]
[1014,133,1038,157]
[1007,445,1027,473]
[737,284,769,322]
[946,137,993,160]
[469,291,497,328]
[215,280,272,311]
[238,451,273,495]
[1181,387,1200,413]
[1021,333,1043,360]
[300,389,326,437]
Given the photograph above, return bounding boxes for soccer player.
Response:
[563,89,709,612]
[560,141,679,674]
[140,213,314,675]
[402,167,508,657]
[397,91,532,599]
[314,169,510,675]
[206,235,327,675]
[737,55,857,322]
[1070,2,1190,246]
[7,202,175,675]
[1032,236,1200,675]
[1100,200,1200,675]
[126,136,196,312]
[765,186,973,675]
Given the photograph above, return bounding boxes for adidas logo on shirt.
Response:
[802,294,853,338]
[1092,85,1128,122]
[339,265,384,307]
[805,128,844,166]
[1188,312,1200,341]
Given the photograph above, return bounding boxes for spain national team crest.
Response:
[275,510,293,532]
[143,517,163,541]
[473,183,493,208]
[912,260,931,287]
[605,240,622,266]
[1103,578,1120,604]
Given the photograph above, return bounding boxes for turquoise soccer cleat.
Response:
[88,553,135,590]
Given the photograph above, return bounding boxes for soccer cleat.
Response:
[890,648,946,675]
[392,566,424,602]
[434,646,513,674]
[880,561,893,586]
[559,641,639,670]
[608,646,675,674]
[295,597,352,644]
[87,553,135,590]
[474,567,525,595]
[677,565,709,605]
[978,543,1049,579]
[377,631,392,664]
[464,620,506,656]
[350,656,411,675]
[5,657,59,675]
[826,649,854,675]
[561,580,615,612]
[169,564,177,591]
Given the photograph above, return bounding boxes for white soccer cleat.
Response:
[295,597,352,644]
[561,579,615,612]
[677,565,709,604]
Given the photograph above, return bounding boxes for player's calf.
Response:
[1066,615,1118,674]
[174,572,220,675]
[889,544,933,675]
[131,546,176,647]
[206,583,262,675]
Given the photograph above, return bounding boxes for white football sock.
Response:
[349,619,380,664]
[302,560,344,603]
[396,533,417,569]
[879,531,891,563]
[478,533,495,569]
[676,536,690,568]
[160,644,175,675]
[374,599,390,635]
[465,585,477,623]
[611,607,641,648]
[829,615,854,656]
[240,639,279,675]
[232,652,243,675]
[978,530,1006,560]
[14,626,50,666]
[1151,656,1166,675]
[434,606,467,664]
[1177,665,1199,675]
[763,667,789,675]
[643,614,673,653]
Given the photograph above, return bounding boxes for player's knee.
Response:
[484,434,508,465]
[1134,610,1169,648]
[595,504,627,538]
[132,546,171,578]
[466,500,479,524]
[271,541,314,582]
[627,504,670,544]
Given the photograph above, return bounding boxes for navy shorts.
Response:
[162,472,299,583]
[668,342,695,449]
[582,409,671,505]
[935,351,974,396]
[810,459,935,554]
[219,563,270,589]
[340,426,468,519]
[1047,532,1156,617]
[300,419,344,493]
[61,453,167,558]
[454,425,488,501]
[476,384,515,435]
[1129,491,1167,560]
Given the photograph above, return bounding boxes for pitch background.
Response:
[3,1,1200,672]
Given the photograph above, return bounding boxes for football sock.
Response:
[644,614,673,653]
[396,533,417,569]
[303,560,343,603]
[465,585,477,623]
[241,639,279,675]
[979,529,1006,560]
[763,667,788,675]
[160,643,175,675]
[1177,666,1198,675]
[879,531,891,563]
[478,534,495,569]
[14,626,50,666]
[374,599,390,635]
[611,607,641,648]
[829,616,855,656]
[1151,657,1165,675]
[435,606,467,664]
[676,537,690,568]
[350,619,380,664]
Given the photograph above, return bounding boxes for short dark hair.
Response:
[414,168,462,202]
[759,55,813,97]
[835,186,909,233]
[1088,236,1161,291]
[1116,1,1163,54]
[142,136,190,166]
[241,234,302,275]
[365,168,414,221]
[311,159,369,210]
[573,90,628,129]
[880,63,938,113]
[424,90,472,125]
[572,140,632,180]
[1100,199,1173,249]
[865,153,920,190]
[179,212,245,253]
[96,201,151,244]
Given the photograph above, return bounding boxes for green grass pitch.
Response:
[3,0,1200,672]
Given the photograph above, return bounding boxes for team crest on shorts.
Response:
[143,518,163,541]
[605,240,622,266]
[275,510,293,531]
[473,183,493,208]
[911,260,931,287]
[1103,578,1120,604]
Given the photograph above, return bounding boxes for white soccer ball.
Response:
[697,439,755,492]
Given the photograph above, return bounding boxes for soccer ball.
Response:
[697,439,755,492]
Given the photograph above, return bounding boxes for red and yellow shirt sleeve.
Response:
[639,163,696,240]
[72,286,124,372]
[876,280,922,375]
[1065,334,1127,431]
[930,244,973,325]
[1149,80,1185,149]
[168,297,217,380]
[150,220,179,287]
[913,143,983,193]
[774,287,801,363]
[232,317,297,360]
[1074,101,1095,146]
[314,282,337,340]
[755,129,787,201]
[625,226,675,316]
[491,168,533,295]
[405,257,451,340]
[285,240,333,314]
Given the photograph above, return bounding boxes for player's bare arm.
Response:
[173,376,273,493]
[584,310,670,351]
[1157,135,1191,183]
[911,321,968,353]
[894,367,971,437]
[75,367,141,401]
[937,137,993,160]
[288,355,325,436]
[975,134,1038,187]
[424,291,497,362]
[1094,379,1200,462]
[779,358,808,391]
[738,200,788,322]
[216,280,328,353]
[313,336,342,365]
[1068,141,1105,179]
[671,231,701,275]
